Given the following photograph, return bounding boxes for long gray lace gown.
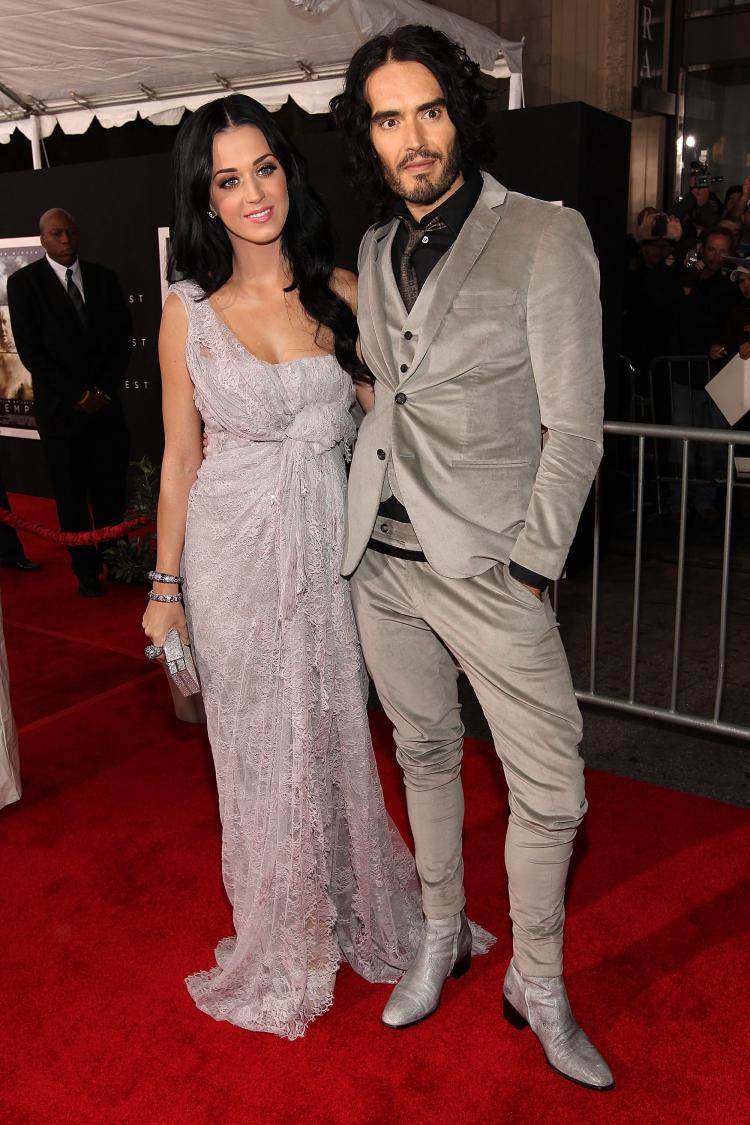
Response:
[170,281,423,1039]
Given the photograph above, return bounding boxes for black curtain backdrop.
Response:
[0,101,628,497]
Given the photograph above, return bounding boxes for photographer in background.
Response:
[674,162,724,239]
[716,217,743,255]
[625,207,681,269]
[671,227,737,355]
[673,181,722,232]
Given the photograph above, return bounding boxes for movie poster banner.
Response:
[0,237,43,436]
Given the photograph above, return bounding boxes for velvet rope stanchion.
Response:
[0,507,151,547]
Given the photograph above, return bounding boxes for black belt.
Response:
[367,538,427,562]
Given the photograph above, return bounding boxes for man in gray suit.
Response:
[332,26,613,1090]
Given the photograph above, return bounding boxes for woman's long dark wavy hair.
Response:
[330,24,495,218]
[170,94,368,383]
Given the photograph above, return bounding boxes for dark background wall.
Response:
[0,100,629,496]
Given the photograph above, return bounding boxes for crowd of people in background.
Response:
[623,173,750,378]
[622,173,750,518]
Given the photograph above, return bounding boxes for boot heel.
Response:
[450,950,471,979]
[503,995,528,1030]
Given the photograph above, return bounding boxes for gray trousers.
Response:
[350,539,586,977]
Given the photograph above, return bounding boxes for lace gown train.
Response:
[171,281,427,1038]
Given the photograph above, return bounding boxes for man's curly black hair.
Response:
[330,24,495,217]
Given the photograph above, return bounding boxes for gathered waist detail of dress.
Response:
[205,401,356,459]
[205,402,357,622]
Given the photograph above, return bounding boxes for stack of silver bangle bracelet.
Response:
[147,569,184,603]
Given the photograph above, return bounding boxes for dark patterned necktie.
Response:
[397,214,447,313]
[65,268,86,325]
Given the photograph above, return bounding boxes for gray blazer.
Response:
[343,173,604,580]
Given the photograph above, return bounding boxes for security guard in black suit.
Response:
[7,209,132,596]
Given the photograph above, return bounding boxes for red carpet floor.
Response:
[2,496,750,1124]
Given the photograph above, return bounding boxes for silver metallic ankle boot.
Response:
[502,960,614,1091]
[382,911,472,1029]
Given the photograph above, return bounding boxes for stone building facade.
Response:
[431,1,654,226]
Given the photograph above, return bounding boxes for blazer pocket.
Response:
[451,287,518,309]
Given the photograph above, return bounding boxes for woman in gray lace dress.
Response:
[142,95,424,1039]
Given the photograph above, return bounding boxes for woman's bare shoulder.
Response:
[161,290,189,331]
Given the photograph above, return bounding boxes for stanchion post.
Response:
[29,115,42,170]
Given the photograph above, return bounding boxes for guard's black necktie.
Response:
[397,214,447,313]
[65,268,86,325]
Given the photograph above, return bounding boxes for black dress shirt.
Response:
[389,170,483,292]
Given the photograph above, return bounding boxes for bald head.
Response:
[39,208,79,267]
[39,207,74,234]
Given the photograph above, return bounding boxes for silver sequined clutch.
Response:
[162,627,201,697]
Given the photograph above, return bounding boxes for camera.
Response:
[651,213,668,237]
[690,156,723,189]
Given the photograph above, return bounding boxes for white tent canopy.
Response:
[0,0,523,161]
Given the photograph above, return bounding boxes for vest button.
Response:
[400,363,408,373]
[379,523,389,534]
[395,392,407,405]
[403,330,413,340]
[376,448,386,460]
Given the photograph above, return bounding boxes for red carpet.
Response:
[2,496,749,1124]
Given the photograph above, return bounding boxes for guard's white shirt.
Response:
[46,254,85,301]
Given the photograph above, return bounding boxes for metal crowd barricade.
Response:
[617,355,719,515]
[648,355,714,512]
[569,419,750,742]
[618,354,659,512]
[647,355,712,422]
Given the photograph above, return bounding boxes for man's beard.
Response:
[382,137,462,206]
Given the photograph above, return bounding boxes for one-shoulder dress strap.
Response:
[167,280,224,359]
[167,278,205,316]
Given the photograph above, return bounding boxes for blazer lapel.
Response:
[402,176,507,384]
[363,219,399,390]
